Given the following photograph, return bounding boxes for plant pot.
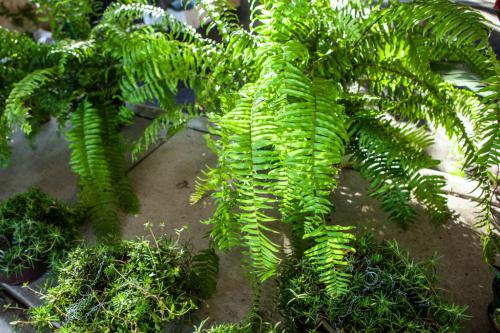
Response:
[489,302,500,332]
[489,265,500,332]
[0,260,47,285]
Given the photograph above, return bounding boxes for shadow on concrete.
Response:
[330,169,493,333]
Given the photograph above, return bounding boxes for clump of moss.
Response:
[0,188,79,277]
[30,236,208,332]
[278,234,466,333]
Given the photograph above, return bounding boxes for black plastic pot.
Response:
[0,260,47,285]
[488,265,500,332]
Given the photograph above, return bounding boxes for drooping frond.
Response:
[303,224,355,295]
[350,112,450,226]
[131,108,188,160]
[66,100,119,236]
[66,99,137,238]
[3,68,56,135]
[220,84,280,281]
[472,68,500,262]
[191,247,220,298]
[0,28,54,166]
[477,75,500,173]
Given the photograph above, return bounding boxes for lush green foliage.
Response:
[97,0,499,297]
[0,188,79,276]
[2,39,139,237]
[278,234,466,332]
[29,230,216,332]
[0,2,143,237]
[0,28,53,165]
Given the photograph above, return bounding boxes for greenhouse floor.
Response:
[0,114,498,333]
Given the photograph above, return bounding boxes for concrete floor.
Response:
[0,119,497,332]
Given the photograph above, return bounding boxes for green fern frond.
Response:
[223,84,280,281]
[392,0,491,51]
[303,224,355,296]
[66,100,120,236]
[350,112,451,226]
[132,108,188,160]
[3,68,56,135]
[66,99,137,238]
[477,75,500,169]
[191,247,220,298]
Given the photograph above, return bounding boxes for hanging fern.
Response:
[100,0,499,299]
[1,28,138,238]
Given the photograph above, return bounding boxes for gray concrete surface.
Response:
[0,116,154,202]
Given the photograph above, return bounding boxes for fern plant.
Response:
[1,0,204,238]
[98,0,499,301]
[0,2,145,237]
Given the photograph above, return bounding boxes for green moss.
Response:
[30,237,206,332]
[0,188,79,276]
[277,234,467,333]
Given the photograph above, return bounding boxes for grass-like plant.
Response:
[28,224,218,332]
[194,319,282,333]
[0,188,79,278]
[97,0,499,302]
[277,234,466,332]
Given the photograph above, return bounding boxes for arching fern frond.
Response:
[392,0,491,52]
[350,112,451,226]
[3,68,56,135]
[131,106,188,160]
